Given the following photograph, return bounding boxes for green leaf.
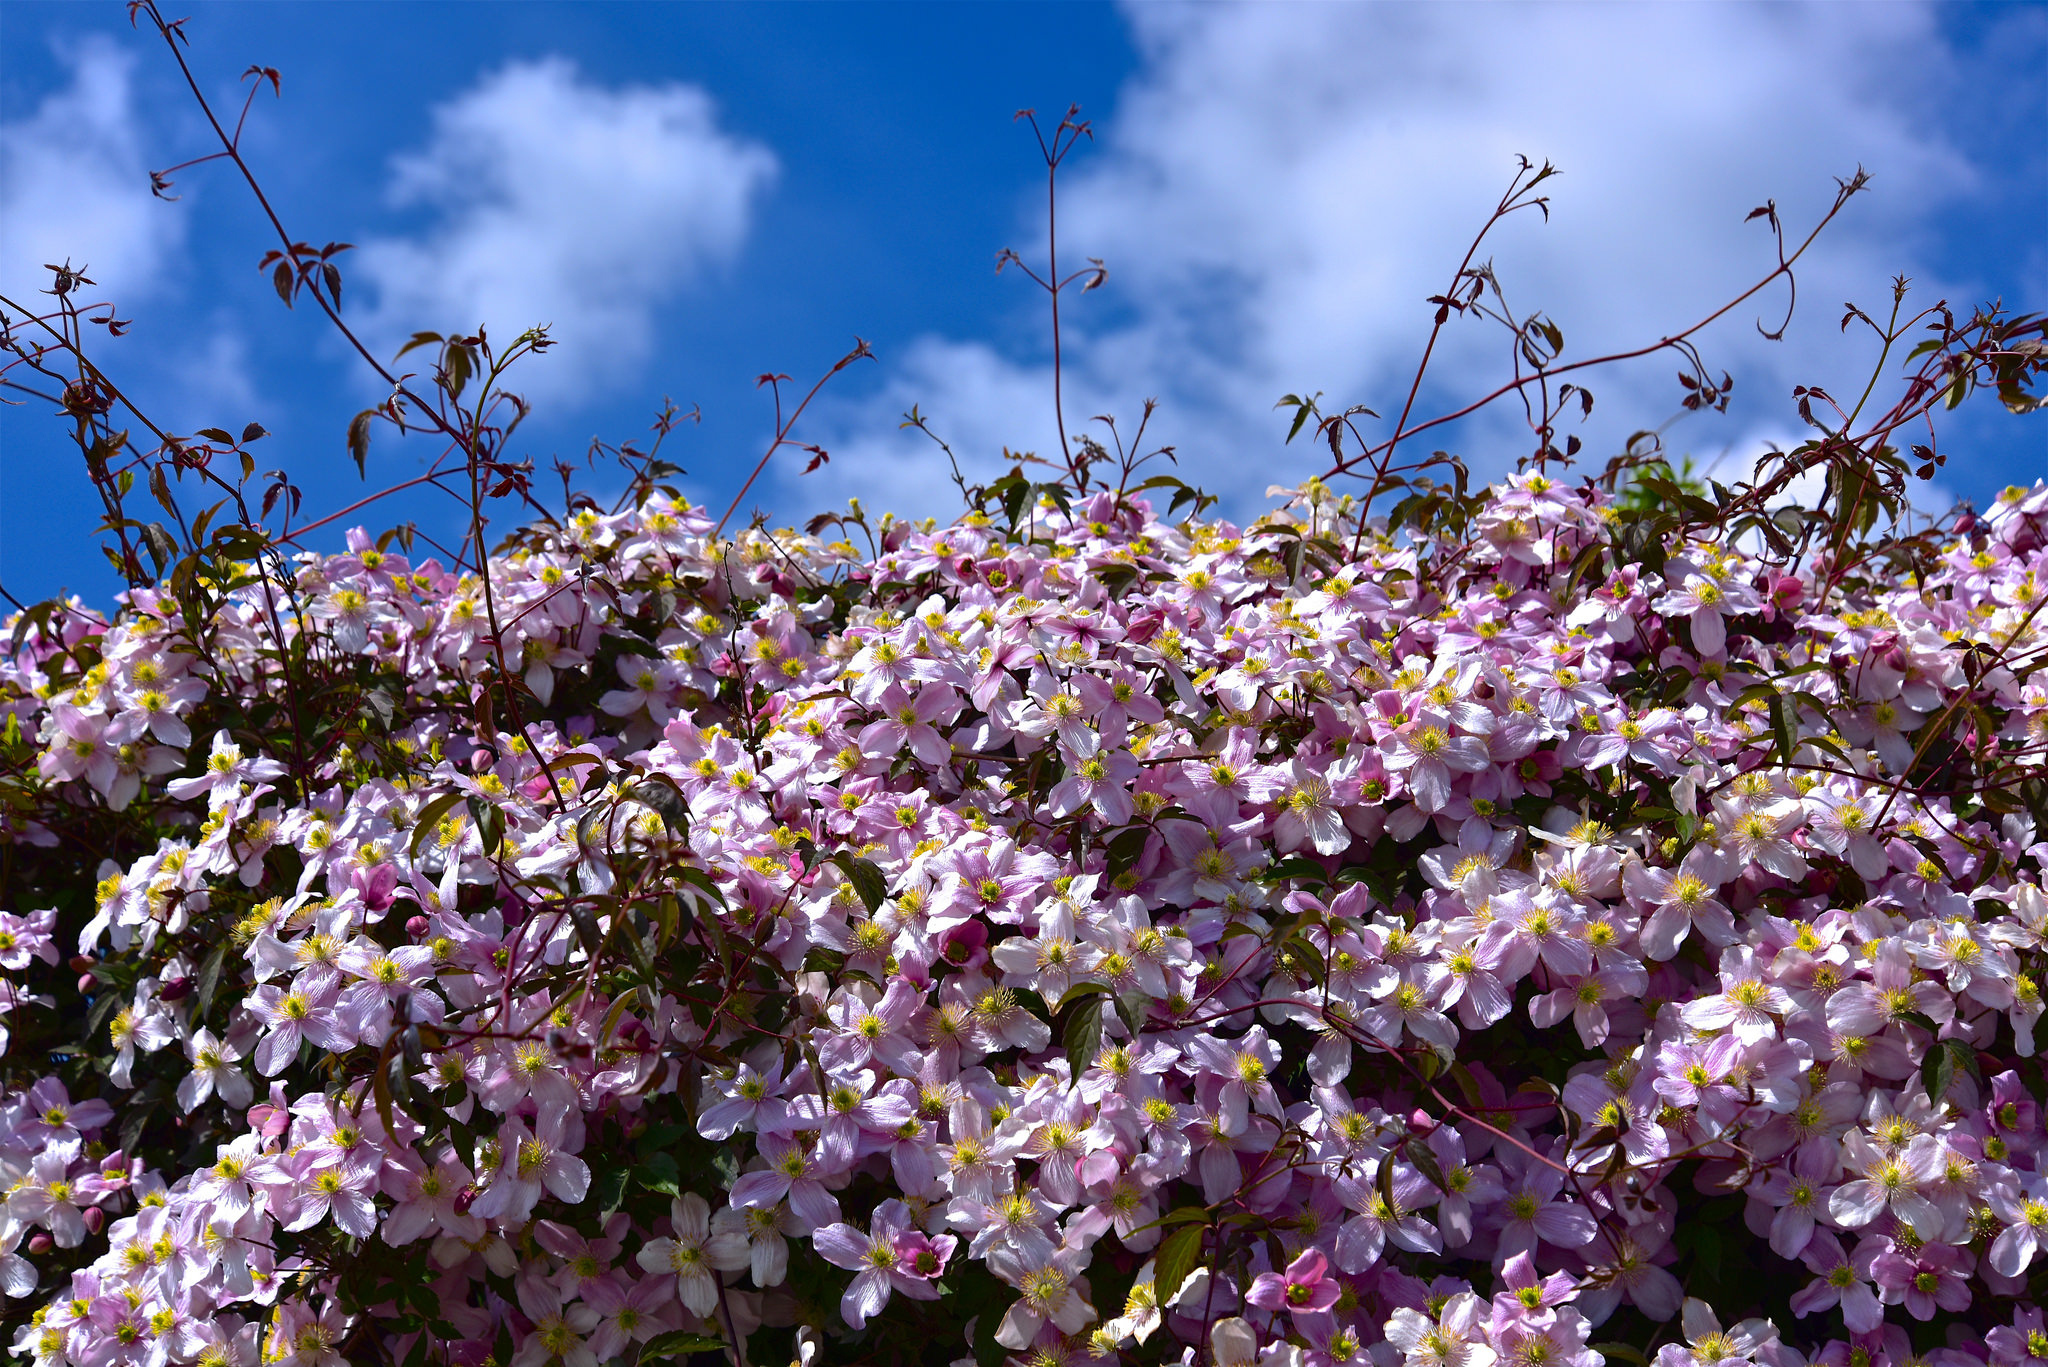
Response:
[1691,1223,1723,1285]
[373,1052,400,1138]
[825,851,888,914]
[802,946,847,975]
[1923,1037,1978,1104]
[194,938,229,1018]
[627,776,689,836]
[570,905,606,959]
[1768,691,1796,766]
[1403,1138,1449,1195]
[671,865,728,913]
[1062,991,1105,1076]
[395,330,443,360]
[1447,1062,1485,1112]
[640,1331,729,1360]
[1114,989,1150,1038]
[639,1152,682,1197]
[408,791,466,862]
[974,1299,1007,1367]
[594,1164,629,1216]
[468,797,505,857]
[1105,826,1150,885]
[1253,855,1328,887]
[401,1284,440,1325]
[1281,932,1326,985]
[1126,1205,1213,1238]
[1719,683,1777,723]
[1154,1221,1206,1304]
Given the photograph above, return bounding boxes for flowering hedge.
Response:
[7,439,2048,1367]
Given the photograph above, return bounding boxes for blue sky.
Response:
[3,1,2043,607]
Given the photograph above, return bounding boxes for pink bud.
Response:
[83,1205,105,1235]
[352,861,400,912]
[28,1234,51,1255]
[407,915,431,939]
[1953,511,1977,536]
[159,976,192,1003]
[1408,1108,1437,1135]
[78,972,97,993]
[454,1185,478,1215]
[250,1099,291,1140]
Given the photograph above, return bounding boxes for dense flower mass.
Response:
[4,467,2048,1367]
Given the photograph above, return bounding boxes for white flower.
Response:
[635,1193,748,1315]
[177,1026,254,1111]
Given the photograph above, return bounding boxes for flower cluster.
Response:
[4,471,2047,1367]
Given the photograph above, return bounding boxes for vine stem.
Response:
[1326,168,1870,491]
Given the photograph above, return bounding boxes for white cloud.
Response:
[157,321,260,424]
[795,335,1106,525]
[353,58,776,406]
[1,36,183,318]
[807,1,1985,522]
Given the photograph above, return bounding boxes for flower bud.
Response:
[795,971,830,1018]
[83,1205,105,1235]
[407,915,430,939]
[159,976,192,1003]
[28,1234,51,1255]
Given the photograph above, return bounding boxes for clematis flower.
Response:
[1246,1246,1341,1322]
[634,1193,748,1315]
[470,1111,590,1225]
[812,1198,946,1329]
[1830,1130,1944,1238]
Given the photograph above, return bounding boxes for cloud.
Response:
[157,321,260,424]
[1,36,183,318]
[806,1,1992,522]
[352,57,777,407]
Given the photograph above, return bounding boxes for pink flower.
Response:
[1246,1247,1341,1320]
[813,1199,945,1329]
[469,1111,590,1224]
[1788,1231,1882,1332]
